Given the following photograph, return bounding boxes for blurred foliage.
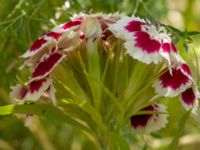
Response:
[0,0,200,149]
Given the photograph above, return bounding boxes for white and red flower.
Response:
[131,103,168,133]
[108,16,146,39]
[108,16,187,66]
[10,78,56,102]
[180,86,199,113]
[13,13,122,103]
[24,78,52,101]
[109,17,168,64]
[153,63,193,97]
[10,13,199,130]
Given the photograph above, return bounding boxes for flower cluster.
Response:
[10,13,199,133]
[109,15,199,132]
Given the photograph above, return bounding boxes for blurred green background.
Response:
[0,0,200,149]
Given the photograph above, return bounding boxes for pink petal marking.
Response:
[134,31,161,53]
[160,41,172,67]
[30,37,47,52]
[131,103,168,133]
[45,32,62,41]
[79,32,85,39]
[180,87,199,113]
[61,20,82,30]
[125,31,162,64]
[31,53,65,81]
[153,65,193,97]
[21,36,54,59]
[108,17,146,40]
[24,32,61,57]
[160,41,185,65]
[125,20,145,32]
[180,64,192,77]
[161,43,170,53]
[29,79,47,94]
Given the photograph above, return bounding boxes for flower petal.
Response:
[153,64,193,97]
[180,87,199,113]
[108,16,145,39]
[160,41,172,68]
[80,17,102,41]
[170,42,186,63]
[57,30,81,51]
[31,53,66,81]
[131,103,168,133]
[52,19,82,33]
[45,32,62,41]
[24,78,51,101]
[125,31,162,64]
[10,84,28,100]
[46,83,56,105]
[21,36,54,59]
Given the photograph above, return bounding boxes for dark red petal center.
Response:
[46,32,62,40]
[134,31,161,53]
[181,88,195,106]
[61,20,82,30]
[29,79,47,93]
[125,20,145,32]
[171,42,178,53]
[30,38,47,52]
[32,53,62,78]
[162,43,170,53]
[131,105,154,128]
[160,68,189,90]
[20,86,28,99]
[181,64,191,75]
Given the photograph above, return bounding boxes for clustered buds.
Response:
[10,13,199,133]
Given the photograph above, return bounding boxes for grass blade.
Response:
[167,109,191,150]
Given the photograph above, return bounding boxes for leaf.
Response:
[86,42,102,110]
[53,64,90,103]
[108,132,130,150]
[0,104,15,115]
[167,109,191,150]
[0,104,98,140]
[81,139,99,150]
[166,25,183,37]
[187,31,200,36]
[80,101,106,133]
[61,101,97,132]
[166,25,200,42]
[111,132,130,150]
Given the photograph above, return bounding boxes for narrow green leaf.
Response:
[0,104,15,115]
[0,104,98,139]
[86,42,102,110]
[166,25,183,37]
[80,101,106,133]
[14,104,91,132]
[187,31,200,36]
[167,109,191,150]
[111,132,130,150]
[61,101,97,132]
[1,103,101,147]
